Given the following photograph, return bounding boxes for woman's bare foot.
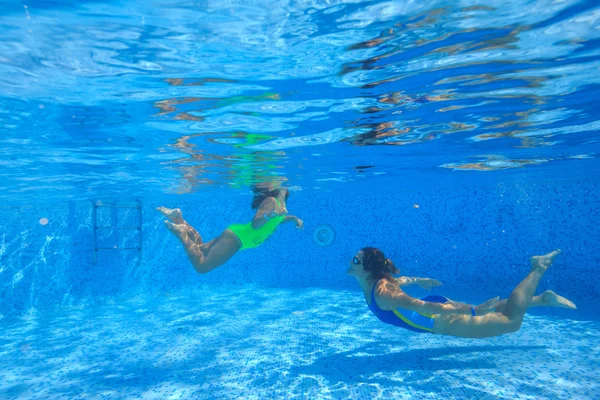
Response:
[530,249,561,273]
[541,290,577,309]
[156,207,184,224]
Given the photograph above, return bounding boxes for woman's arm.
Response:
[381,291,472,315]
[375,282,497,316]
[395,276,442,289]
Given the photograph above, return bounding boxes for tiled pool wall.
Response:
[1,179,598,317]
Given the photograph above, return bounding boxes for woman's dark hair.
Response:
[251,187,290,210]
[361,247,399,280]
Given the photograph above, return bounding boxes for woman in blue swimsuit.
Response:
[348,247,576,338]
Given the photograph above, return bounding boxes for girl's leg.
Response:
[164,222,241,274]
[433,250,561,338]
[196,229,242,272]
[157,207,202,244]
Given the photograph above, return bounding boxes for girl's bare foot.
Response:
[164,220,206,263]
[156,207,184,224]
[164,220,187,239]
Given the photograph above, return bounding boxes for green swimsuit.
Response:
[227,200,285,250]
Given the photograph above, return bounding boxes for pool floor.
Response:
[1,287,598,399]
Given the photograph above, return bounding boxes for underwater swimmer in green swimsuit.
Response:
[158,187,303,274]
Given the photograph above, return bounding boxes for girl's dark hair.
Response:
[361,247,399,280]
[251,187,290,210]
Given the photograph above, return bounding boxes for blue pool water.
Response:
[1,0,600,398]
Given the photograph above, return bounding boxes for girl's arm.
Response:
[251,197,279,229]
[282,215,303,228]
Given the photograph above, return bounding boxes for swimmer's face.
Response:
[348,251,365,277]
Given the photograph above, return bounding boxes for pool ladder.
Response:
[92,200,142,266]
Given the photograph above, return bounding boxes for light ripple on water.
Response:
[0,0,599,199]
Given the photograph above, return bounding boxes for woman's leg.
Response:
[157,207,202,244]
[492,290,576,313]
[164,221,241,274]
[433,250,561,338]
[443,288,576,315]
[503,250,560,321]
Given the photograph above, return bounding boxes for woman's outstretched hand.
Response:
[294,217,304,228]
[417,278,442,289]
